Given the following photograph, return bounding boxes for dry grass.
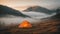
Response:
[0,19,60,34]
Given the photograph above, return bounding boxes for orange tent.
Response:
[18,20,32,28]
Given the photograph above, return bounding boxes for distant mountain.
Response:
[24,6,55,15]
[54,14,60,19]
[52,8,60,19]
[0,5,30,17]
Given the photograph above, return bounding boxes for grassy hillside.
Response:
[0,18,60,34]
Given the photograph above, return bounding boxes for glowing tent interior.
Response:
[18,20,32,28]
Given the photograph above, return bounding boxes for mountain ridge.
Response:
[0,5,30,17]
[24,6,55,15]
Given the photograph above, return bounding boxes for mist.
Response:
[0,11,56,26]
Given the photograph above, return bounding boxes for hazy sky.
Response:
[0,0,60,10]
